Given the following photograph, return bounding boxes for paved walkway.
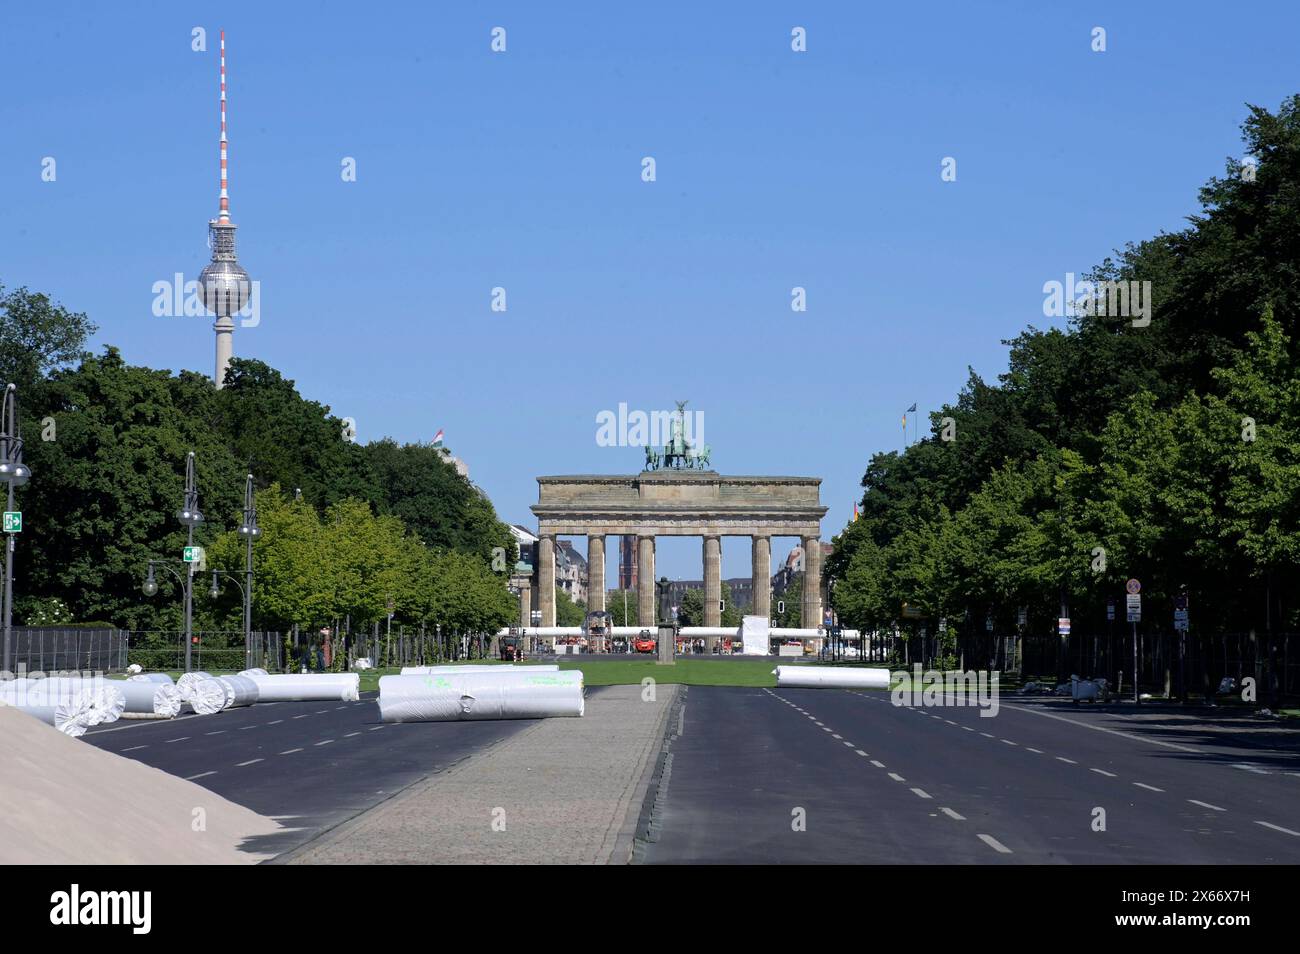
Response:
[288,683,676,864]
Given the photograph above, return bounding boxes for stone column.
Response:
[538,534,556,627]
[637,535,656,626]
[751,535,771,621]
[801,535,822,629]
[703,535,722,626]
[517,579,531,628]
[588,534,605,613]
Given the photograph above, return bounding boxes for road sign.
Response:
[1126,593,1141,622]
[1174,594,1188,610]
[1106,600,1115,621]
[901,604,924,619]
[1017,607,1027,627]
[939,618,947,633]
[2,511,20,533]
[1058,617,1071,636]
[1174,608,1189,631]
[1126,578,1141,595]
[183,546,204,563]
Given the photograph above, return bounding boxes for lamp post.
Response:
[208,569,248,663]
[1,384,32,675]
[236,473,260,668]
[175,452,204,672]
[143,559,189,668]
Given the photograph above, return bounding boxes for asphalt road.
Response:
[641,686,1300,864]
[84,692,534,856]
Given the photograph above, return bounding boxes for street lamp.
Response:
[143,559,189,666]
[237,473,260,668]
[1,383,32,674]
[176,452,203,672]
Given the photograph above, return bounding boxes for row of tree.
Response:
[828,98,1300,689]
[0,289,519,638]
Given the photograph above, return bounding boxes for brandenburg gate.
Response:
[527,470,828,629]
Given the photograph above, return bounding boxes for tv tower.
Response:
[198,30,252,389]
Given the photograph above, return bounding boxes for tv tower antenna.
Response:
[198,29,252,389]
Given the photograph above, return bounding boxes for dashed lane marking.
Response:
[1188,799,1225,812]
[940,807,965,821]
[1133,782,1164,792]
[870,760,886,768]
[887,772,906,782]
[122,745,147,752]
[978,833,1013,854]
[315,739,335,746]
[185,771,216,781]
[236,758,263,767]
[165,737,189,743]
[911,787,932,799]
[1255,821,1300,837]
[1090,768,1117,778]
[279,748,303,755]
[1057,757,1078,765]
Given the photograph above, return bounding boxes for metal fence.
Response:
[125,631,282,673]
[6,627,129,674]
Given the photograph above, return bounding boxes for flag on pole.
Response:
[432,429,445,447]
[853,502,859,522]
[906,403,917,413]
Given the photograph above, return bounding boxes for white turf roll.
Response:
[176,671,215,701]
[772,666,891,690]
[378,670,585,723]
[244,673,360,703]
[0,679,125,725]
[399,665,560,675]
[129,672,176,685]
[215,675,260,708]
[238,668,268,678]
[186,678,228,715]
[1,698,94,737]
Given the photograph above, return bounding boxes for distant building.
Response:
[556,539,588,606]
[618,535,637,590]
[509,525,538,575]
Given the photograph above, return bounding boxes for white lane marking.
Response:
[813,721,824,726]
[1133,782,1164,792]
[122,745,148,752]
[1057,757,1078,765]
[887,772,906,782]
[944,720,957,726]
[369,725,385,731]
[1026,747,1043,754]
[344,732,361,738]
[1255,820,1300,837]
[870,760,886,768]
[292,714,310,720]
[165,737,190,743]
[1233,763,1270,775]
[842,740,854,747]
[267,720,283,725]
[999,703,1198,752]
[315,739,334,746]
[1090,768,1117,777]
[821,727,833,733]
[1000,739,1017,746]
[832,733,843,739]
[978,833,1013,854]
[961,726,975,732]
[279,748,303,755]
[335,706,346,710]
[204,730,226,736]
[1188,799,1226,812]
[186,771,216,781]
[911,787,932,799]
[236,758,264,767]
[980,732,995,738]
[239,725,258,730]
[316,709,329,714]
[940,807,965,821]
[855,750,869,757]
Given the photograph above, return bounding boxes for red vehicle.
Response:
[633,631,657,654]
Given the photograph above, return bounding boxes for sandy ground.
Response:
[0,706,282,864]
[287,683,677,864]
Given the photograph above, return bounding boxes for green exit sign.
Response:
[3,511,21,533]
[183,546,204,563]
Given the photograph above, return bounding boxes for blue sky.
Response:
[2,1,1296,580]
